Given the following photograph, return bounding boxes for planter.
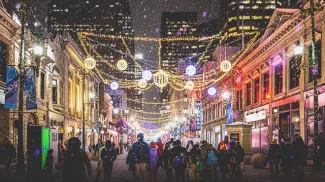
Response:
[250,153,267,168]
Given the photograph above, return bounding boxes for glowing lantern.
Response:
[110,81,119,90]
[142,70,152,81]
[138,79,148,88]
[207,86,217,96]
[153,70,169,88]
[84,56,96,70]
[117,59,128,71]
[185,65,196,76]
[185,80,195,90]
[220,60,232,72]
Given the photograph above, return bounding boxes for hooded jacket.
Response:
[200,143,212,163]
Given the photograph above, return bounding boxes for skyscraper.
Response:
[219,0,285,46]
[160,12,198,102]
[48,0,142,112]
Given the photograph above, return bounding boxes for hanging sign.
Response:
[24,67,37,110]
[4,66,19,109]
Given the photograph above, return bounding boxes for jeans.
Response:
[175,167,185,182]
[269,161,279,177]
[104,164,113,181]
[135,163,147,181]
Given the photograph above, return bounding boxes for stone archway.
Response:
[27,113,39,126]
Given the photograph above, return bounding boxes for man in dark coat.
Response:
[234,141,245,172]
[281,138,294,180]
[101,140,117,181]
[0,137,15,176]
[292,135,308,180]
[267,138,281,178]
[170,139,186,182]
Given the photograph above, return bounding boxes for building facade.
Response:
[201,5,325,155]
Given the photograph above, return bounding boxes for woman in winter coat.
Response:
[148,142,158,182]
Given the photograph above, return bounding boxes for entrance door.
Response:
[279,112,290,140]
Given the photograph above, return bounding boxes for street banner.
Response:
[24,67,37,110]
[4,66,19,109]
[226,103,233,124]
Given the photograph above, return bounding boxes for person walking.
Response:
[234,141,245,174]
[217,135,230,179]
[44,149,54,182]
[170,139,186,182]
[163,143,173,181]
[281,137,294,180]
[267,139,281,178]
[148,142,158,182]
[0,137,15,176]
[132,133,150,182]
[200,140,216,182]
[127,146,136,180]
[292,135,308,180]
[61,137,91,182]
[101,140,117,181]
[156,139,164,169]
[94,142,106,182]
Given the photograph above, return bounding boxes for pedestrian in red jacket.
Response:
[156,139,164,169]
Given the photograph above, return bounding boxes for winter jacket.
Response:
[101,147,117,168]
[292,142,308,166]
[234,145,245,163]
[132,141,150,164]
[149,147,158,169]
[267,144,281,162]
[281,142,294,167]
[170,145,187,168]
[156,142,164,157]
[0,143,15,162]
[62,149,91,182]
[200,143,212,164]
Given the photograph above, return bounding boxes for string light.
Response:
[110,81,119,90]
[185,65,197,77]
[153,70,169,89]
[116,59,128,71]
[185,80,195,90]
[142,70,153,81]
[220,60,232,72]
[208,86,217,96]
[84,56,96,70]
[138,79,148,88]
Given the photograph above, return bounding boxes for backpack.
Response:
[134,142,146,161]
[171,155,184,166]
[207,150,218,166]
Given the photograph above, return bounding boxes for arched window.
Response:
[52,67,61,105]
[28,113,39,125]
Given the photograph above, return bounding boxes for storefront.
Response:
[244,105,269,153]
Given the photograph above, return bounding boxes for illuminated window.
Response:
[236,89,243,110]
[289,56,299,89]
[229,27,237,32]
[246,82,252,106]
[274,63,283,95]
[252,5,258,9]
[263,72,270,100]
[254,78,260,103]
[239,5,244,9]
[239,26,250,30]
[40,72,45,99]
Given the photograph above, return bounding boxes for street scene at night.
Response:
[1,0,325,182]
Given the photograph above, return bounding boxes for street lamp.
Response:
[222,91,230,100]
[293,43,303,56]
[113,108,119,114]
[32,44,43,56]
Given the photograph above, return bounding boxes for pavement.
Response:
[1,152,325,182]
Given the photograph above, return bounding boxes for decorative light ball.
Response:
[110,81,119,90]
[153,70,169,88]
[185,80,195,90]
[142,70,152,81]
[84,56,96,70]
[117,59,128,71]
[186,65,197,76]
[207,86,217,96]
[33,44,43,56]
[138,79,148,88]
[220,60,232,72]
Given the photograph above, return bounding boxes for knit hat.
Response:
[272,138,277,144]
[150,142,156,147]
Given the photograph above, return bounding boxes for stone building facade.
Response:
[201,3,325,155]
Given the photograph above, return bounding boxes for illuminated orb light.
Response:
[110,81,119,90]
[185,80,195,90]
[207,86,217,96]
[220,60,232,72]
[138,79,148,88]
[116,59,128,71]
[84,56,96,70]
[153,70,169,88]
[185,65,197,76]
[142,70,152,81]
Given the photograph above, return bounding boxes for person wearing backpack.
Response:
[132,133,150,182]
[61,137,91,182]
[148,142,158,182]
[267,138,281,178]
[170,139,187,182]
[163,143,173,181]
[217,135,231,179]
[156,139,164,169]
[200,140,216,181]
[101,140,117,181]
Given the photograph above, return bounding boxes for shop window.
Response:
[263,72,270,100]
[289,56,299,89]
[254,78,260,103]
[0,41,7,83]
[236,89,243,110]
[40,72,45,99]
[251,120,269,148]
[274,64,283,95]
[246,82,252,106]
[308,40,322,82]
